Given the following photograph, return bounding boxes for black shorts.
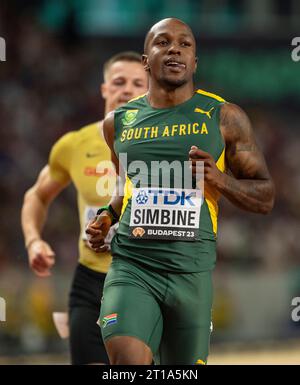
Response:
[69,263,108,365]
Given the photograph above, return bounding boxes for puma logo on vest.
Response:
[194,107,215,119]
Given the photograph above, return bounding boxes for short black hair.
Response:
[143,18,195,54]
[103,51,142,80]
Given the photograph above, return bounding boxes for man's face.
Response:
[143,20,197,88]
[101,61,148,113]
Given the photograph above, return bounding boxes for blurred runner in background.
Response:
[21,51,148,364]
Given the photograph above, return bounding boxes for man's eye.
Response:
[157,40,168,46]
[113,80,125,86]
[181,41,191,47]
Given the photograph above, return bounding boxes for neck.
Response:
[104,106,110,116]
[98,120,104,139]
[147,80,194,109]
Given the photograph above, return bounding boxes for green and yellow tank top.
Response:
[112,89,226,272]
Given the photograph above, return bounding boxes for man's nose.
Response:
[167,43,181,56]
[123,83,134,95]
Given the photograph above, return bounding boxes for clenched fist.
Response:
[85,211,112,253]
[189,145,224,188]
[27,239,55,277]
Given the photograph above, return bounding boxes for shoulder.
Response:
[193,89,226,119]
[52,121,102,151]
[219,102,252,144]
[77,121,101,139]
[48,132,76,181]
[51,131,77,156]
[195,89,226,104]
[75,121,105,145]
[127,93,147,104]
[103,111,115,130]
[50,121,100,160]
[103,111,115,149]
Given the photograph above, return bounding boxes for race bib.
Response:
[129,188,203,241]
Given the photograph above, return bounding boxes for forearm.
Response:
[102,111,124,217]
[215,173,275,214]
[107,176,125,217]
[21,189,49,246]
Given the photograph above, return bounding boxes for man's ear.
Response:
[101,83,107,99]
[193,56,198,74]
[142,54,150,72]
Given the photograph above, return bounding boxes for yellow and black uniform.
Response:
[49,122,114,273]
[49,122,115,364]
[100,90,226,364]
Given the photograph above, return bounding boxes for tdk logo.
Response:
[136,189,196,206]
[0,37,6,62]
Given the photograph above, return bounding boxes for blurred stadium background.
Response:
[0,0,300,364]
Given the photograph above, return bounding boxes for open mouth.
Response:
[164,58,186,70]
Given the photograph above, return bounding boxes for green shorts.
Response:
[99,257,213,365]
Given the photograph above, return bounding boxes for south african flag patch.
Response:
[102,313,118,328]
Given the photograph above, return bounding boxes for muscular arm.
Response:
[190,103,275,214]
[102,111,124,217]
[22,165,68,245]
[86,112,124,251]
[217,103,275,214]
[21,165,69,275]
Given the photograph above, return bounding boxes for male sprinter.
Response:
[21,52,148,365]
[86,19,275,365]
